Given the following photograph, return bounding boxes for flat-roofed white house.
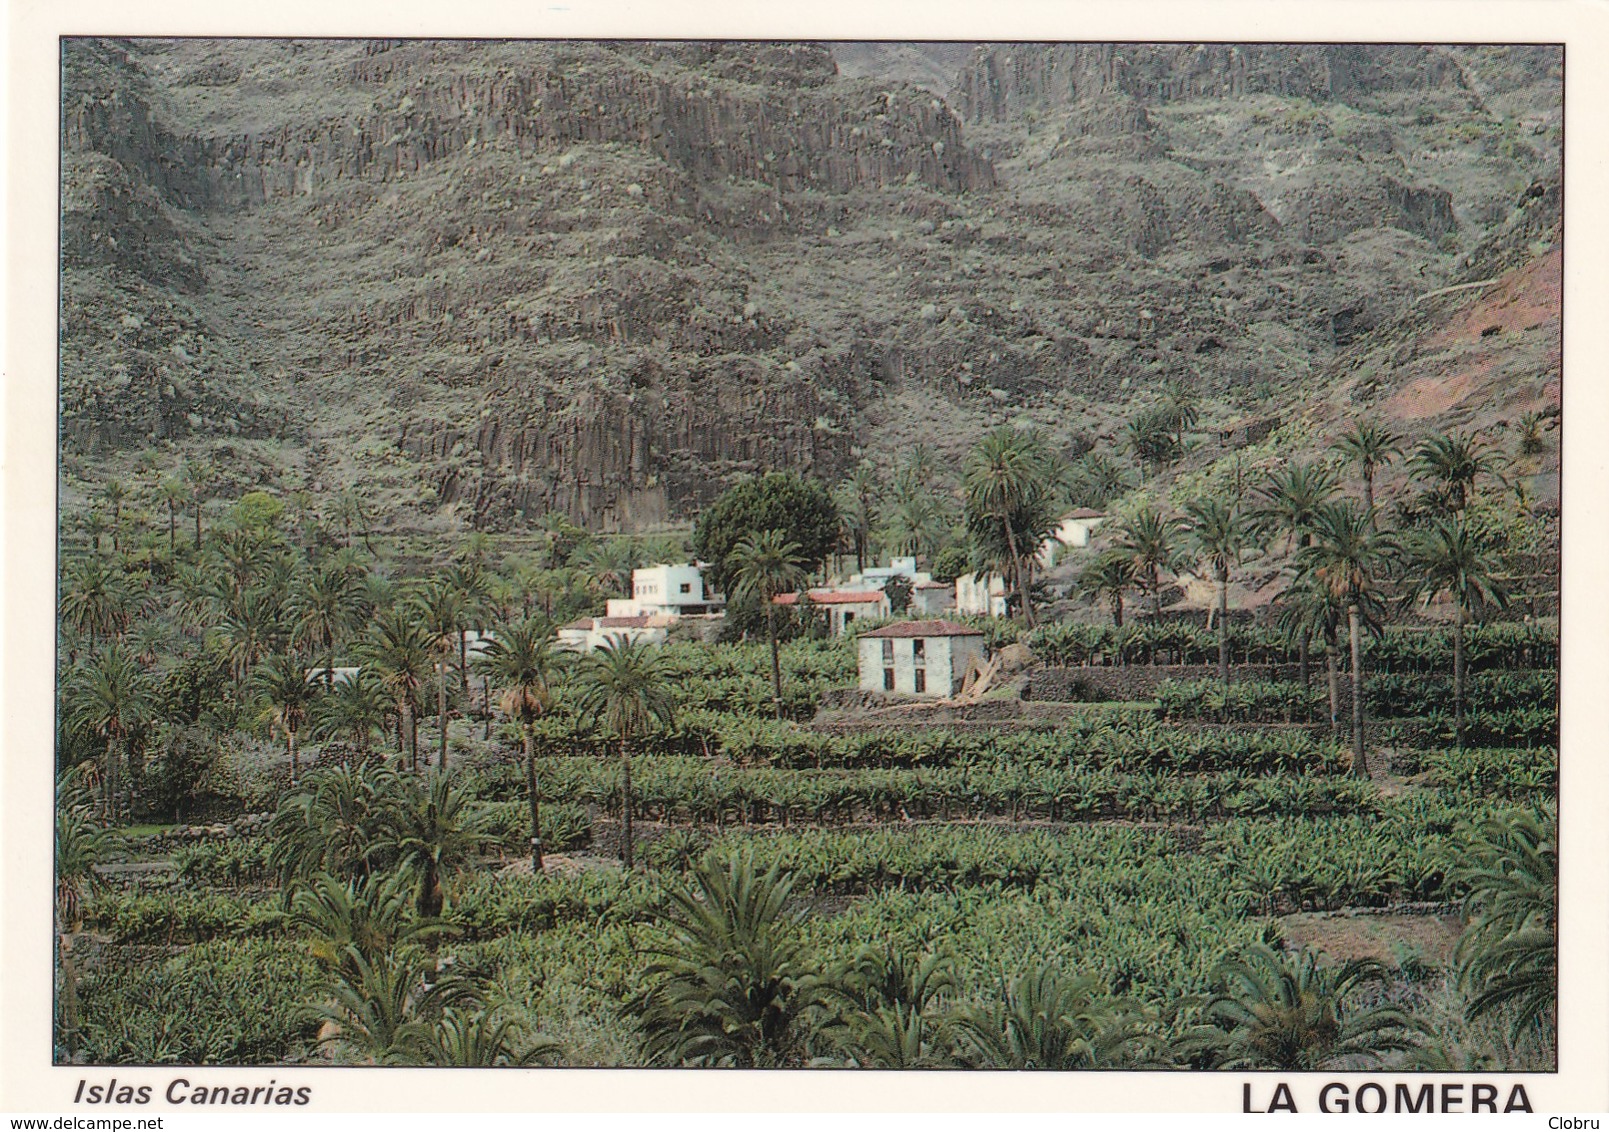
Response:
[857,620,986,698]
[1038,508,1109,566]
[605,563,724,618]
[955,571,1009,618]
[774,589,889,635]
[555,614,671,653]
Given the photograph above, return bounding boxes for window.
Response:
[912,639,925,663]
[883,668,895,692]
[843,612,854,624]
[881,640,894,663]
[680,583,692,594]
[914,670,927,694]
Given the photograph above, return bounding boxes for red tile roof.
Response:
[560,619,592,631]
[774,590,886,606]
[859,620,983,638]
[597,616,652,628]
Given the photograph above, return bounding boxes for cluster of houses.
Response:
[309,510,1109,700]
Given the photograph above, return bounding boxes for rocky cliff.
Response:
[59,38,1561,529]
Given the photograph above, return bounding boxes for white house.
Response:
[1038,509,1108,567]
[910,579,956,616]
[774,589,889,636]
[606,563,724,618]
[857,620,986,698]
[955,571,1009,618]
[555,614,671,653]
[854,556,924,589]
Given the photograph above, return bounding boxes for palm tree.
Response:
[1274,575,1346,734]
[292,564,362,688]
[832,947,960,1068]
[1066,451,1130,511]
[101,479,129,555]
[1185,944,1417,1070]
[408,1007,562,1067]
[637,851,830,1067]
[64,644,153,822]
[210,586,285,691]
[315,946,470,1066]
[727,530,808,720]
[1113,504,1185,622]
[1452,809,1556,1047]
[576,539,637,599]
[291,870,432,976]
[269,763,401,886]
[476,620,555,871]
[1299,501,1399,777]
[1401,517,1510,748]
[1161,377,1200,452]
[881,492,948,565]
[311,670,390,756]
[382,770,495,920]
[963,428,1057,627]
[254,652,319,786]
[363,610,434,772]
[573,636,674,870]
[1331,421,1401,519]
[1184,496,1246,687]
[414,577,467,771]
[55,801,108,1053]
[954,966,1154,1069]
[1411,431,1496,516]
[1077,551,1137,633]
[833,463,881,574]
[59,557,133,643]
[156,476,187,556]
[1257,461,1341,687]
[183,459,213,549]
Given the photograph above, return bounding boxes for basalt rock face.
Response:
[60,38,1561,530]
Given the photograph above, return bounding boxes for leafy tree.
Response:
[1331,421,1401,518]
[1299,501,1399,776]
[1112,504,1186,621]
[1401,517,1510,747]
[636,852,830,1067]
[883,575,914,616]
[727,530,809,721]
[1184,944,1417,1070]
[573,636,674,870]
[476,620,556,871]
[693,472,839,596]
[1184,496,1247,687]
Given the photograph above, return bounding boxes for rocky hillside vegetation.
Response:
[61,39,1561,530]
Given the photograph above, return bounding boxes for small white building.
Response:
[555,615,671,653]
[774,589,889,636]
[606,563,724,618]
[910,579,956,616]
[1039,509,1108,566]
[955,571,1009,618]
[857,620,987,699]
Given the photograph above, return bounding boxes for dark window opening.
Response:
[881,640,894,663]
[914,670,927,694]
[883,668,895,692]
